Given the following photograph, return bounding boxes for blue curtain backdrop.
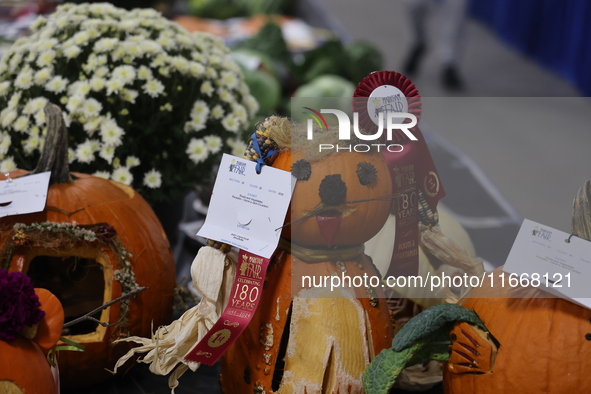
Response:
[470,0,591,95]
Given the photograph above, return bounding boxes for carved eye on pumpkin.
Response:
[291,160,312,181]
[356,162,378,185]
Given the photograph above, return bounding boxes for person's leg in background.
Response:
[438,0,468,89]
[403,0,430,76]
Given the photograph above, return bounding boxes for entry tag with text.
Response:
[504,219,591,309]
[197,154,293,259]
[0,171,51,218]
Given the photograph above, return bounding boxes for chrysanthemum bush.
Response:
[0,3,258,202]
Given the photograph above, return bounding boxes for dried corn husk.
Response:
[112,246,237,392]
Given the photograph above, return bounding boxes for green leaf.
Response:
[363,346,418,394]
[392,304,487,352]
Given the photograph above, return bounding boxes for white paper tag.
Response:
[504,219,591,309]
[197,154,293,259]
[0,171,51,218]
[367,85,408,126]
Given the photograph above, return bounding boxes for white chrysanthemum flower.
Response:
[75,140,95,163]
[66,94,85,113]
[9,53,22,72]
[211,104,224,119]
[230,139,247,157]
[0,134,11,156]
[69,81,91,96]
[189,62,205,78]
[137,65,152,80]
[89,139,100,152]
[64,45,82,59]
[24,97,48,116]
[93,171,110,180]
[89,76,106,91]
[143,79,164,98]
[221,114,240,133]
[157,35,175,50]
[121,41,144,58]
[34,110,46,126]
[68,148,75,163]
[220,71,239,89]
[0,81,10,96]
[94,37,119,53]
[170,56,189,73]
[82,98,102,119]
[84,116,103,135]
[30,15,47,31]
[218,88,234,104]
[95,66,109,77]
[232,103,248,124]
[126,156,140,168]
[204,135,222,154]
[45,76,68,93]
[121,89,138,104]
[1,109,17,128]
[191,100,210,119]
[112,166,133,185]
[106,78,124,96]
[12,116,29,133]
[39,38,58,51]
[191,52,205,63]
[110,46,126,62]
[73,31,90,46]
[119,19,138,31]
[186,138,208,164]
[151,54,168,68]
[200,81,213,96]
[143,169,162,189]
[0,157,16,172]
[112,65,136,85]
[206,67,218,79]
[8,92,21,109]
[245,95,259,116]
[34,67,52,85]
[23,135,40,155]
[36,50,56,68]
[100,118,125,146]
[15,69,34,89]
[99,144,115,163]
[139,39,162,55]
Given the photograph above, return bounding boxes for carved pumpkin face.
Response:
[0,171,176,389]
[287,149,392,247]
[443,266,591,394]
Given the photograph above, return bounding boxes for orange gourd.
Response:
[33,288,65,355]
[0,105,175,388]
[221,131,394,394]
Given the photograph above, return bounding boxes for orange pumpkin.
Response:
[443,266,591,394]
[0,104,176,388]
[33,288,65,355]
[0,336,58,394]
[221,142,394,393]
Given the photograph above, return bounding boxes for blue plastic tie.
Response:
[251,131,276,173]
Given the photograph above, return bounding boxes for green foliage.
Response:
[237,23,293,69]
[344,41,384,84]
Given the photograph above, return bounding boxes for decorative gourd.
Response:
[0,104,176,388]
[220,118,394,394]
[443,181,591,394]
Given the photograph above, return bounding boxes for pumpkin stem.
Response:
[32,103,73,184]
[572,180,591,241]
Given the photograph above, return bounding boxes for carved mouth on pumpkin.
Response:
[316,210,342,247]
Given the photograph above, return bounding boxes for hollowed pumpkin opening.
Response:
[19,246,114,343]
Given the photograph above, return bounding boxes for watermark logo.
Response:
[304,108,418,152]
[229,159,247,175]
[532,225,552,241]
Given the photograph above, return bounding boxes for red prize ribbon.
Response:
[353,71,445,277]
[185,249,272,365]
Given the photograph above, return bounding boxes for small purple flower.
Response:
[96,223,117,242]
[0,269,45,342]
